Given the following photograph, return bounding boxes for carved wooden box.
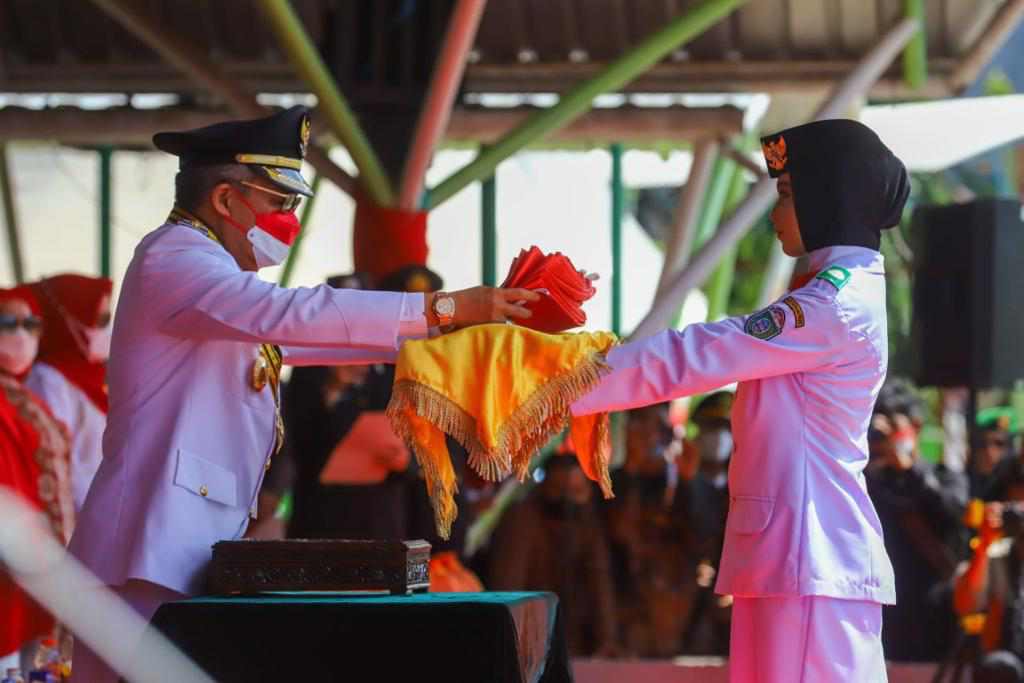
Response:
[208,539,431,595]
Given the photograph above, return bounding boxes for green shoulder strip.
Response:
[815,265,851,291]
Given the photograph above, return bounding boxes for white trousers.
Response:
[70,579,184,683]
[728,596,887,683]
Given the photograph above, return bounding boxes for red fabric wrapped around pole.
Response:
[353,200,429,280]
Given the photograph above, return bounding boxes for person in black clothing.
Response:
[676,392,733,561]
[489,450,619,657]
[971,414,1017,500]
[371,266,476,557]
[675,391,734,656]
[280,271,413,540]
[866,377,969,661]
[603,402,693,656]
[954,455,1024,683]
[283,362,412,539]
[359,264,483,590]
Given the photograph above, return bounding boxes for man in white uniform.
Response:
[573,119,911,681]
[68,106,538,682]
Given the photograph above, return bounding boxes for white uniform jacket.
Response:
[573,245,896,604]
[26,362,107,515]
[69,223,423,595]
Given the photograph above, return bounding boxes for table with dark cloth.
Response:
[150,591,571,683]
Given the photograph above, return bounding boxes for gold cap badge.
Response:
[299,116,311,157]
[762,135,788,175]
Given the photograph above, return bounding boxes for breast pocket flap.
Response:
[173,449,238,507]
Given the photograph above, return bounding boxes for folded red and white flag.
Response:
[501,246,596,333]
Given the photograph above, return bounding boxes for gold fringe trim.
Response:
[409,437,458,541]
[387,351,613,538]
[591,413,614,500]
[388,382,502,477]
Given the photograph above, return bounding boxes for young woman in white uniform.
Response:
[573,119,911,682]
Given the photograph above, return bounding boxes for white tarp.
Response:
[863,94,1024,173]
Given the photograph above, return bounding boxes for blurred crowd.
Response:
[474,365,1024,681]
[0,275,112,676]
[4,265,1024,682]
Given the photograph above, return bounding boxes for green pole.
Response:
[99,146,113,278]
[0,147,24,284]
[481,174,497,286]
[903,0,927,90]
[279,173,323,287]
[256,0,395,207]
[704,165,748,320]
[610,143,624,336]
[427,0,748,209]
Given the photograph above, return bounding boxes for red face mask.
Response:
[890,427,917,459]
[220,188,301,268]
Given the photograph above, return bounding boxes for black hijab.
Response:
[761,119,910,252]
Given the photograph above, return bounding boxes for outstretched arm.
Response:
[573,285,849,416]
[148,244,424,349]
[280,346,398,367]
[147,238,539,350]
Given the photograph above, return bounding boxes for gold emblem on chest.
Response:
[251,354,270,392]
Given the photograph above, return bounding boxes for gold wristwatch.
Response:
[431,292,456,330]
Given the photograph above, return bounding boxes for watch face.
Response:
[435,296,456,317]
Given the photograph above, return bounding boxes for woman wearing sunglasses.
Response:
[25,274,113,517]
[0,286,72,675]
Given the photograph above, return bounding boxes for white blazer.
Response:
[26,362,106,515]
[69,223,422,595]
[573,245,896,604]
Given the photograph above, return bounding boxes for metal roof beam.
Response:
[87,0,359,199]
[256,0,394,206]
[0,59,956,100]
[426,0,751,210]
[461,59,955,98]
[631,16,920,340]
[446,105,745,143]
[950,0,1024,93]
[656,138,719,297]
[0,105,745,147]
[400,0,488,210]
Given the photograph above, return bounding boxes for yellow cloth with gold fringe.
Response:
[387,323,617,539]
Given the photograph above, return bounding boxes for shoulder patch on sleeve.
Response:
[815,265,851,291]
[744,305,786,340]
[781,296,805,328]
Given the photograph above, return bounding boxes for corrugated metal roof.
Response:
[0,0,1014,98]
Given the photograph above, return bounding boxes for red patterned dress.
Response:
[0,372,72,656]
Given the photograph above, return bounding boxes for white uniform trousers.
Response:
[728,595,887,683]
[70,579,184,683]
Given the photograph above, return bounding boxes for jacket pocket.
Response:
[729,496,774,534]
[173,449,239,507]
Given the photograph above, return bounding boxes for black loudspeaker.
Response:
[912,199,1024,388]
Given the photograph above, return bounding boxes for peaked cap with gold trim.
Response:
[153,105,314,196]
